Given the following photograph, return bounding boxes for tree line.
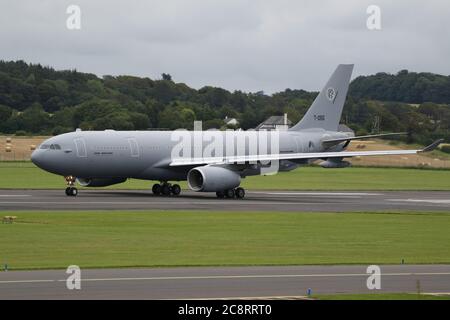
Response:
[0,60,449,145]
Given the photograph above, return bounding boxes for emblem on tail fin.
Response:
[326,87,337,102]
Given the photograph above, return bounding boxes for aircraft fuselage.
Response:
[31,129,348,181]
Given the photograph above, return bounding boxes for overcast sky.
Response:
[1,0,449,93]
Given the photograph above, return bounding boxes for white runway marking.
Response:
[389,199,450,204]
[194,295,311,300]
[0,195,31,197]
[0,279,55,284]
[251,192,382,196]
[193,292,450,300]
[0,200,334,206]
[2,272,450,285]
[0,201,322,206]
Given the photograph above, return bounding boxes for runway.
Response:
[1,265,449,299]
[0,189,449,211]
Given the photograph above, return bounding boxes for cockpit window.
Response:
[40,144,61,150]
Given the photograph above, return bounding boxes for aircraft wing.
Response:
[169,139,443,167]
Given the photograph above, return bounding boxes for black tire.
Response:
[70,187,78,196]
[216,191,225,198]
[171,184,181,196]
[65,187,70,196]
[152,183,161,195]
[235,187,245,199]
[225,189,235,199]
[161,184,171,196]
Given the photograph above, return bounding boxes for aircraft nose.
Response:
[31,149,43,167]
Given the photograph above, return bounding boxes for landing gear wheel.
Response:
[235,187,245,199]
[171,184,181,196]
[152,183,161,195]
[161,184,171,196]
[70,187,78,196]
[65,187,78,196]
[225,189,235,199]
[216,191,225,198]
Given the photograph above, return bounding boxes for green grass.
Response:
[244,166,450,190]
[1,162,450,190]
[313,293,450,300]
[1,210,449,270]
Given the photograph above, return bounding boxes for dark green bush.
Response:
[440,145,450,154]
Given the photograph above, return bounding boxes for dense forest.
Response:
[0,60,449,145]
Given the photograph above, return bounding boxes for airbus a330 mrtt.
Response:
[31,64,442,198]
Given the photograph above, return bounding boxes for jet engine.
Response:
[76,177,127,187]
[319,159,351,168]
[187,166,241,192]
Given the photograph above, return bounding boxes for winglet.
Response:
[420,139,445,152]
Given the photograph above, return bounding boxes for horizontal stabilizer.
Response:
[322,132,407,147]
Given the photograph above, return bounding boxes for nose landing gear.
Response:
[152,182,181,196]
[64,176,78,196]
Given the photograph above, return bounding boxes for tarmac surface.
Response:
[1,265,449,299]
[0,189,449,212]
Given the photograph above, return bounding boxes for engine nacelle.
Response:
[76,177,127,187]
[187,166,241,192]
[319,159,351,168]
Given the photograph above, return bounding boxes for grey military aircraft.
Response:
[31,64,442,198]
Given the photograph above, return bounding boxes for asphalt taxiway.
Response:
[0,189,449,211]
[1,265,449,299]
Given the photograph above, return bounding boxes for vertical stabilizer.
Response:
[290,64,354,131]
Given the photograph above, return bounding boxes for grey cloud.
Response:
[1,0,449,93]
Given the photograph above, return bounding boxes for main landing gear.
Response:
[216,187,245,199]
[152,182,181,196]
[64,176,78,197]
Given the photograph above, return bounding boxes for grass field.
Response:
[0,136,48,161]
[313,293,450,300]
[1,210,449,270]
[349,140,450,168]
[1,161,450,190]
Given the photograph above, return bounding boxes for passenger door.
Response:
[127,138,140,158]
[74,138,87,158]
